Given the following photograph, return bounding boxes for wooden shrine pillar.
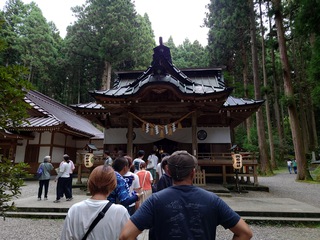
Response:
[127,113,133,157]
[192,111,198,157]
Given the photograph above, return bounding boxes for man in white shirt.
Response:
[132,150,145,173]
[104,150,113,166]
[63,154,75,199]
[54,157,72,203]
[147,151,158,180]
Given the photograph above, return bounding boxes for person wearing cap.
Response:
[37,155,54,201]
[120,150,253,240]
[61,165,130,239]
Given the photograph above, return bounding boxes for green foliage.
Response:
[243,127,259,152]
[68,0,149,67]
[0,157,29,219]
[295,0,320,37]
[0,19,32,127]
[1,0,62,98]
[168,38,209,68]
[0,17,31,219]
[131,14,156,69]
[261,85,272,95]
[62,0,155,103]
[312,165,320,181]
[308,37,320,105]
[205,0,251,69]
[0,65,32,127]
[279,95,296,108]
[234,124,259,152]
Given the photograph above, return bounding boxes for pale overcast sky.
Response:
[1,0,210,46]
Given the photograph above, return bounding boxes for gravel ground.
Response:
[0,171,320,240]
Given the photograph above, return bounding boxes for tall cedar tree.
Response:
[249,0,271,175]
[272,0,312,180]
[64,0,154,104]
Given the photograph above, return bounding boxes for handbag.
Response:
[37,164,44,178]
[82,201,112,240]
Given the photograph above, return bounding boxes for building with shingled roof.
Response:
[0,90,103,174]
[72,39,264,184]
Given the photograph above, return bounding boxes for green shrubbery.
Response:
[312,166,320,182]
[0,158,29,219]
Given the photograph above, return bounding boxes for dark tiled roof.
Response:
[91,42,229,99]
[92,74,229,98]
[72,96,263,110]
[223,96,265,107]
[9,90,103,138]
[71,102,104,109]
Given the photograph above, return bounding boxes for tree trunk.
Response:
[267,0,284,164]
[272,0,312,180]
[259,1,276,169]
[249,0,271,175]
[308,33,318,151]
[101,61,112,90]
[291,37,310,154]
[308,100,318,151]
[242,42,252,144]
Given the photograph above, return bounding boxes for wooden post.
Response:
[127,113,133,157]
[222,165,227,185]
[192,111,198,157]
[77,163,82,184]
[253,165,258,186]
[76,153,83,184]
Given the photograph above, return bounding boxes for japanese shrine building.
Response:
[73,40,264,184]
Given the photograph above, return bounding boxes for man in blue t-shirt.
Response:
[120,151,253,240]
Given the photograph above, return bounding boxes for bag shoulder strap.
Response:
[82,201,113,240]
[42,163,48,171]
[142,171,147,189]
[38,163,43,171]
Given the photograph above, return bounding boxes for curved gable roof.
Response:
[91,40,231,102]
[9,90,103,138]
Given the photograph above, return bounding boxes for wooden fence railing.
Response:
[197,152,259,186]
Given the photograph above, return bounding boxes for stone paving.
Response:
[1,171,320,239]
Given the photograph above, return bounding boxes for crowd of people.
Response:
[37,149,253,240]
